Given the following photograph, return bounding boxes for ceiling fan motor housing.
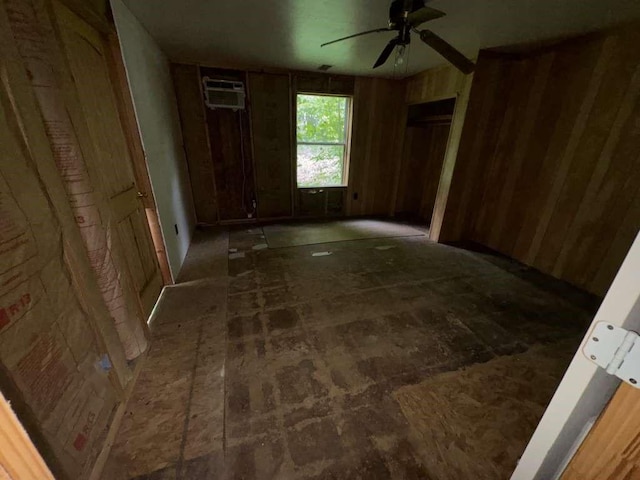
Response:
[388,0,426,28]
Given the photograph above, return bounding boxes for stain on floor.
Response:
[102,221,598,480]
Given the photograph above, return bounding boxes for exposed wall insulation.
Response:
[0,0,166,477]
[5,0,147,359]
[0,50,119,480]
[440,26,640,296]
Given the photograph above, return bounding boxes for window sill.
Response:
[297,185,348,190]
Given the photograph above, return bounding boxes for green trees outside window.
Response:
[296,94,351,187]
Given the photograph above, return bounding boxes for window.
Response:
[296,94,351,187]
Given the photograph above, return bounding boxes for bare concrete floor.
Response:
[102,221,598,480]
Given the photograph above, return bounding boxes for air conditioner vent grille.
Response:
[203,77,246,111]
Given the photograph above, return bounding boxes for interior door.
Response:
[54,2,163,316]
[561,383,640,479]
[512,231,640,479]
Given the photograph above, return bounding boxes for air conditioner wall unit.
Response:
[202,77,246,111]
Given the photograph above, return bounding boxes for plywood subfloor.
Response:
[262,219,426,249]
[102,221,598,480]
[394,341,577,480]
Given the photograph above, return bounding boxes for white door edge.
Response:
[511,231,640,480]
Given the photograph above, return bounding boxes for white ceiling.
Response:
[123,0,640,77]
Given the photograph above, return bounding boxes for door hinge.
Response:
[583,322,640,388]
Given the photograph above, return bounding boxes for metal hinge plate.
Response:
[583,322,640,389]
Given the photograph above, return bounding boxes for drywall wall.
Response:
[111,0,195,278]
[440,26,640,296]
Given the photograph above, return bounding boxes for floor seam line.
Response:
[176,316,205,479]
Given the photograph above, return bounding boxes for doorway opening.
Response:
[394,98,456,229]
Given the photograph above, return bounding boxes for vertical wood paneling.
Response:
[347,77,406,216]
[248,72,293,218]
[405,64,468,104]
[440,26,640,296]
[395,123,451,222]
[200,67,256,221]
[492,53,555,254]
[439,56,509,241]
[172,64,218,224]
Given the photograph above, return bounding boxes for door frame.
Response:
[105,30,173,286]
[511,231,640,479]
[0,391,55,480]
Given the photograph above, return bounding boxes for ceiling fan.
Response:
[321,0,475,74]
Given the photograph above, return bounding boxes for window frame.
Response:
[295,92,353,188]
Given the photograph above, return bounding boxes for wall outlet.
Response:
[174,224,179,235]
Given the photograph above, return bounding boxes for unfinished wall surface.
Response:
[0,93,118,479]
[0,0,152,477]
[111,0,196,279]
[441,27,640,296]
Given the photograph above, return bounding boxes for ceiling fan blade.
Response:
[373,38,399,69]
[407,6,446,27]
[418,29,475,74]
[321,28,392,47]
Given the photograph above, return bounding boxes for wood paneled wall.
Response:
[395,123,451,221]
[172,64,218,224]
[173,66,409,222]
[405,64,469,105]
[199,67,256,221]
[348,77,407,216]
[248,72,293,218]
[440,27,640,296]
[400,65,474,239]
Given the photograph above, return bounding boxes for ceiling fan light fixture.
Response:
[320,0,475,74]
[394,44,406,67]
